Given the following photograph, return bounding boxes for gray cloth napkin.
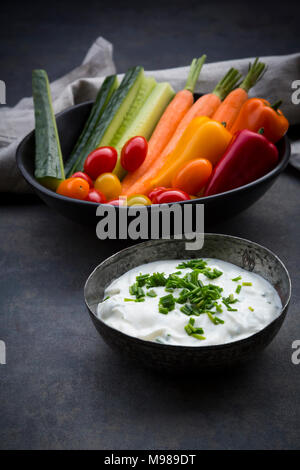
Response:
[0,36,299,193]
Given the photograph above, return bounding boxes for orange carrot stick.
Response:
[158,67,241,158]
[121,57,206,193]
[122,68,241,196]
[212,58,266,130]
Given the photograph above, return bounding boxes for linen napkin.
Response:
[0,36,299,193]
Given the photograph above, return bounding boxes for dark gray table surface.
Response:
[1,0,300,450]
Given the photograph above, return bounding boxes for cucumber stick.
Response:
[32,69,65,190]
[109,76,156,148]
[113,82,175,179]
[65,75,119,177]
[71,66,144,173]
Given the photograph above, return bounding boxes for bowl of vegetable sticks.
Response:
[17,57,290,226]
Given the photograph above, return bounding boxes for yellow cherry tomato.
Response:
[94,173,122,200]
[127,194,152,206]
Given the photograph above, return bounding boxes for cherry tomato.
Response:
[94,173,122,200]
[106,196,128,206]
[106,199,122,206]
[84,147,117,180]
[172,158,212,195]
[56,177,89,200]
[155,189,191,204]
[85,189,107,203]
[121,136,148,172]
[127,194,152,206]
[71,171,93,188]
[148,187,167,203]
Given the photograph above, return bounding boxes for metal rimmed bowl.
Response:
[16,99,290,226]
[84,234,291,372]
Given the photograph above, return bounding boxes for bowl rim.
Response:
[84,234,292,351]
[16,100,291,209]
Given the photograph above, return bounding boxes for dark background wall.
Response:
[1,0,300,106]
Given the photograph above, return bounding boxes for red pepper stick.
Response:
[204,129,279,196]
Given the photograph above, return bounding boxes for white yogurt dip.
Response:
[97,259,282,346]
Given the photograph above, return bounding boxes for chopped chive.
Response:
[248,306,254,312]
[103,296,110,301]
[215,303,223,313]
[214,316,224,324]
[201,268,223,279]
[165,287,174,292]
[185,324,194,335]
[180,304,194,316]
[129,282,145,299]
[124,297,145,302]
[232,275,242,282]
[191,333,206,340]
[177,259,207,270]
[159,306,169,315]
[236,285,242,294]
[205,311,225,325]
[145,272,167,287]
[159,294,175,313]
[136,273,150,287]
[146,289,157,297]
[184,317,205,339]
[222,295,238,311]
[242,282,252,286]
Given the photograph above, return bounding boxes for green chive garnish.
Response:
[159,306,169,315]
[242,282,252,286]
[232,275,242,282]
[206,311,225,325]
[158,294,175,313]
[184,318,206,340]
[146,289,157,298]
[177,259,207,270]
[145,272,167,287]
[136,273,150,287]
[236,285,242,294]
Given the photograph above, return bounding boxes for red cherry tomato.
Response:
[121,136,148,172]
[148,187,167,203]
[106,199,122,206]
[85,189,107,203]
[71,171,93,188]
[155,189,191,204]
[84,147,117,180]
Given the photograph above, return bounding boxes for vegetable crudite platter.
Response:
[17,57,290,225]
[84,235,291,373]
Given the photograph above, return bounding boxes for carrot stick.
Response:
[122,68,241,197]
[212,58,266,130]
[121,56,206,193]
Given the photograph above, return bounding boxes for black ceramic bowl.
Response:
[16,99,290,226]
[84,234,291,372]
